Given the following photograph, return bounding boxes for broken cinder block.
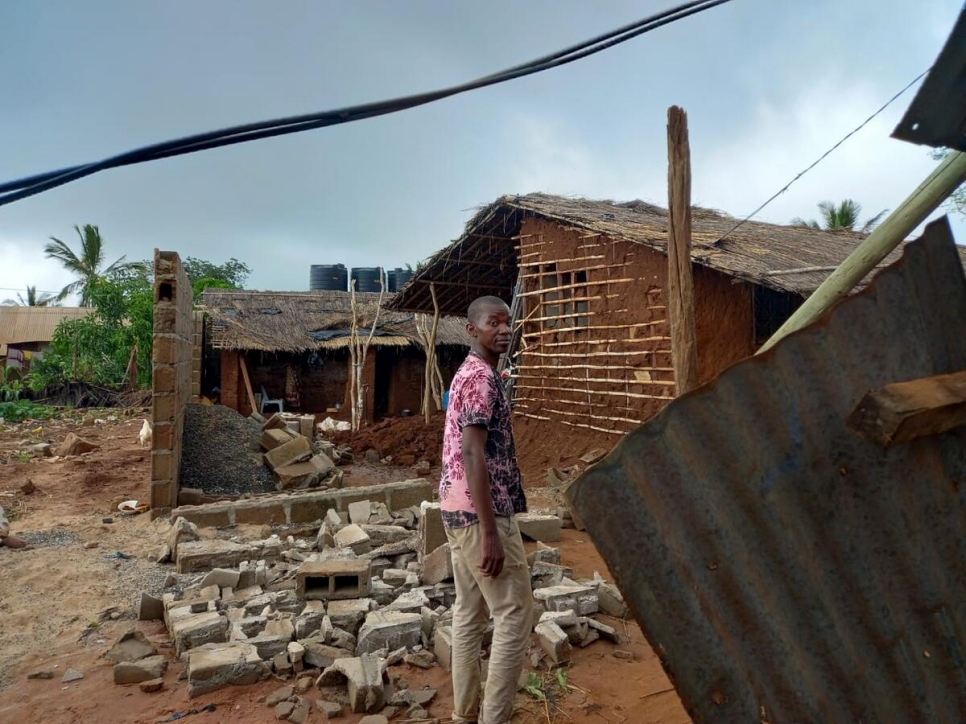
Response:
[186,642,270,697]
[264,436,313,471]
[356,610,422,655]
[296,559,372,601]
[516,513,562,543]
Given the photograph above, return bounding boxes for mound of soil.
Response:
[333,413,445,465]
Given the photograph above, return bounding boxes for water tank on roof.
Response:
[394,268,414,290]
[310,264,348,291]
[350,267,384,293]
[386,269,398,292]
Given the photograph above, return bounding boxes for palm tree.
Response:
[792,199,888,233]
[44,224,146,306]
[1,285,60,307]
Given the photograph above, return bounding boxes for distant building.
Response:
[0,306,93,370]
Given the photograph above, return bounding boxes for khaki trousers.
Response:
[446,515,533,724]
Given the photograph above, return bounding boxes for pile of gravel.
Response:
[180,404,276,497]
[19,529,80,548]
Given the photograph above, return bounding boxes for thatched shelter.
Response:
[200,290,468,421]
[390,193,966,438]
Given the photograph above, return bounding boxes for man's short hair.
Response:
[467,296,508,324]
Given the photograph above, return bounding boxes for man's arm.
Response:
[462,424,504,578]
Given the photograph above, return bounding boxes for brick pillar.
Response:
[151,250,194,517]
[191,310,204,401]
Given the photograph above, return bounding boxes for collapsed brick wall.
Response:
[152,251,195,515]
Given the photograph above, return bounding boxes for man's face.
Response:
[468,303,512,355]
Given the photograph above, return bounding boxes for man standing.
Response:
[440,295,531,724]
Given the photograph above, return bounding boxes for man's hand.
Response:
[479,528,505,578]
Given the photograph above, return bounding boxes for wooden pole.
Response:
[667,105,699,396]
[238,354,256,415]
[758,150,966,354]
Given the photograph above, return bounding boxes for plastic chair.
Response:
[260,385,284,414]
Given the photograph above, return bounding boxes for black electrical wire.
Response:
[0,0,732,208]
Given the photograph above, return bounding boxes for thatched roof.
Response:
[201,289,468,353]
[389,193,966,315]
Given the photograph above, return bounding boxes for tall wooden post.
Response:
[667,105,699,395]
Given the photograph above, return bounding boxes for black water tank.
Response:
[394,268,414,289]
[310,264,348,291]
[386,269,398,292]
[351,267,384,292]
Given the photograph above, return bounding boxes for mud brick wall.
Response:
[152,251,195,516]
[191,310,204,400]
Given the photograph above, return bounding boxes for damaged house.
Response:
[390,193,966,438]
[200,290,468,423]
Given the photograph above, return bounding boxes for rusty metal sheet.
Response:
[569,217,966,723]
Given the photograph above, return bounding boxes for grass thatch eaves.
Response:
[390,193,966,315]
[201,289,468,353]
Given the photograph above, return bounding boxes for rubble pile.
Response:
[257,413,352,492]
[133,494,629,719]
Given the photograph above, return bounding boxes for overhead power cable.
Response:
[0,0,733,208]
[716,66,931,243]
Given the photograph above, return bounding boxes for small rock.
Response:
[404,650,436,669]
[56,433,99,457]
[359,716,390,724]
[266,685,295,706]
[407,704,429,720]
[316,700,344,718]
[27,670,54,680]
[294,676,313,694]
[107,630,157,664]
[84,541,99,549]
[139,678,164,693]
[20,479,37,494]
[102,517,114,524]
[163,574,178,588]
[613,649,636,660]
[138,592,165,621]
[414,461,431,474]
[61,669,84,683]
[274,701,296,720]
[289,698,312,724]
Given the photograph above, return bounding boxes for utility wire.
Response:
[0,0,732,208]
[716,66,931,243]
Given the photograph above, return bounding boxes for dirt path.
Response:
[0,414,689,724]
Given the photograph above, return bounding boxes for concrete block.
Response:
[106,630,157,664]
[526,545,562,567]
[186,642,270,697]
[230,616,268,639]
[302,640,352,669]
[533,585,599,616]
[264,618,295,641]
[420,543,453,585]
[386,589,430,615]
[176,540,256,574]
[276,454,336,490]
[418,502,446,557]
[370,579,396,606]
[357,611,422,655]
[585,617,621,644]
[381,569,411,588]
[360,524,411,546]
[272,652,293,677]
[368,502,393,525]
[316,654,390,714]
[171,611,229,657]
[262,413,288,431]
[260,427,296,451]
[327,598,374,636]
[298,415,315,439]
[266,684,295,706]
[200,568,241,590]
[113,655,168,685]
[516,513,562,543]
[539,609,579,629]
[535,621,572,664]
[139,592,165,621]
[334,524,371,555]
[168,517,200,561]
[598,582,630,619]
[297,559,371,600]
[287,641,305,667]
[531,561,573,590]
[348,500,372,525]
[247,634,290,660]
[265,436,313,471]
[434,625,452,672]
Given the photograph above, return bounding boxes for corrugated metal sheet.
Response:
[0,306,92,345]
[569,217,966,723]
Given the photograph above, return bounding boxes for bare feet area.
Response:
[0,413,689,724]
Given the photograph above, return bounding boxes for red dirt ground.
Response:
[0,412,688,724]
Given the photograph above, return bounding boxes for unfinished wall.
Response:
[152,250,194,516]
[514,217,755,437]
[191,310,204,400]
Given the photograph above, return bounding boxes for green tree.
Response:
[44,224,146,306]
[792,199,888,233]
[182,257,251,288]
[30,271,154,390]
[1,285,60,307]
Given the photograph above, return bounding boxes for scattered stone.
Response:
[171,610,229,657]
[276,454,335,490]
[163,574,178,588]
[580,449,607,465]
[434,626,453,672]
[287,641,305,668]
[316,654,390,713]
[385,647,407,666]
[361,524,411,546]
[302,641,352,670]
[386,590,430,615]
[527,544,561,567]
[266,684,295,706]
[84,541,99,549]
[289,698,312,724]
[414,460,431,474]
[418,502,446,557]
[56,433,99,457]
[407,703,429,720]
[535,621,571,665]
[533,584,599,615]
[421,543,453,585]
[200,568,242,590]
[409,687,438,706]
[61,669,84,683]
[531,561,572,589]
[295,676,314,694]
[20,478,37,494]
[356,611,422,655]
[404,650,436,669]
[168,517,201,561]
[273,652,294,677]
[265,435,314,471]
[102,517,114,524]
[274,701,296,720]
[348,500,372,525]
[516,513,562,543]
[139,678,165,693]
[359,716,390,724]
[585,617,621,644]
[597,581,629,619]
[27,670,54,680]
[327,598,374,636]
[613,650,636,661]
[334,524,372,555]
[114,655,167,684]
[186,642,270,697]
[107,629,158,663]
[317,700,344,718]
[176,539,255,574]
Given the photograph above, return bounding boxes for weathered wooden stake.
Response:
[667,105,699,395]
[759,150,966,353]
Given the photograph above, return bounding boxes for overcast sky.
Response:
[1,1,963,302]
